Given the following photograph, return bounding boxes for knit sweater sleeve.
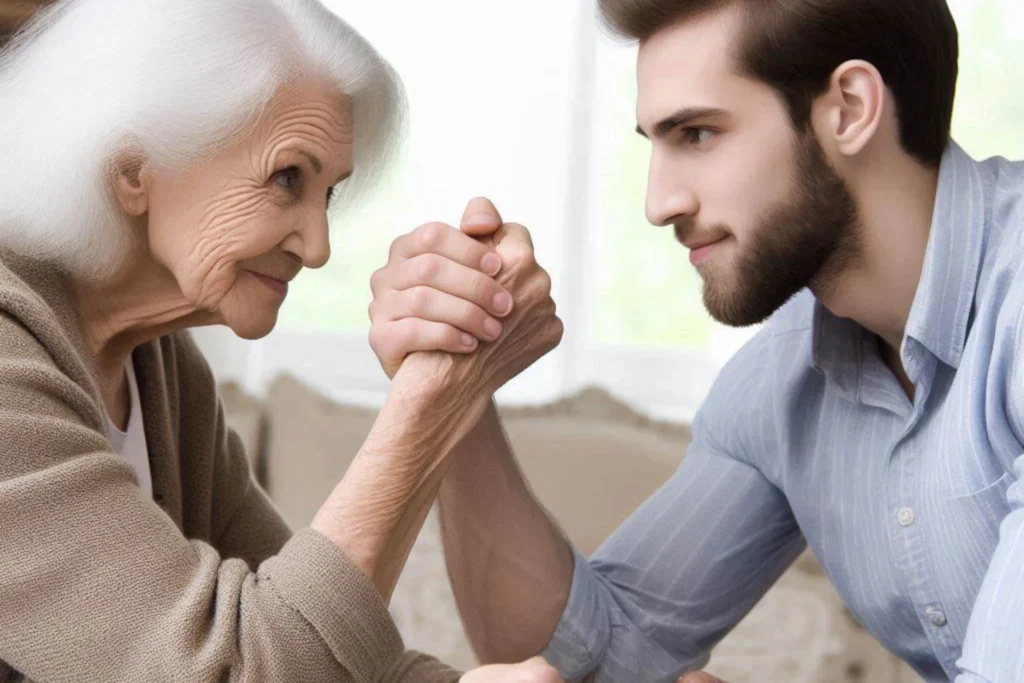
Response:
[0,310,460,683]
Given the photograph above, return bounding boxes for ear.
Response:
[814,59,886,158]
[111,153,151,217]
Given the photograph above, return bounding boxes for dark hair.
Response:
[1,1,56,48]
[599,0,959,166]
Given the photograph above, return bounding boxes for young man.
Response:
[368,0,1024,680]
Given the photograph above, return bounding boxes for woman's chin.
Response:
[223,310,279,340]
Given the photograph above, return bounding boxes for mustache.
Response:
[674,223,732,246]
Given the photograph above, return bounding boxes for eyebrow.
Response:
[636,107,726,139]
[298,151,323,174]
[298,150,353,185]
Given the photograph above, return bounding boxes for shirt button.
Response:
[897,507,916,527]
[926,607,947,627]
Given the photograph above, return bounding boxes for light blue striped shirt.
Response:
[542,143,1024,682]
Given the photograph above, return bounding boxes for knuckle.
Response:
[367,326,387,354]
[369,266,386,293]
[408,286,433,312]
[506,221,528,236]
[547,316,565,346]
[371,288,397,319]
[508,222,534,246]
[504,247,534,274]
[411,254,441,282]
[523,274,550,307]
[388,235,405,259]
[417,222,447,251]
[536,268,552,294]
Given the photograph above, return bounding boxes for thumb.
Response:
[461,196,503,237]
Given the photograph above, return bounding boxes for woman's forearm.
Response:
[311,353,488,602]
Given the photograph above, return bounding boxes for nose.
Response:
[282,211,331,269]
[645,149,699,227]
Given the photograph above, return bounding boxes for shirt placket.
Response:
[888,346,962,678]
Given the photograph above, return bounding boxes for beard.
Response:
[698,131,861,327]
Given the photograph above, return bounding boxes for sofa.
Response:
[221,376,923,682]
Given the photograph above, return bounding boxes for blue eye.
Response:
[273,167,301,192]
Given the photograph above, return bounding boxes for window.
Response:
[197,0,1024,421]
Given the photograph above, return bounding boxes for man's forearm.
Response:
[438,400,575,663]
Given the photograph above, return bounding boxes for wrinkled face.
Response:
[637,6,859,326]
[142,80,354,339]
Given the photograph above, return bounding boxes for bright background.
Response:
[195,0,1024,421]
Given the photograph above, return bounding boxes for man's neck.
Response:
[814,150,940,355]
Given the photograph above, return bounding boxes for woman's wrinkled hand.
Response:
[460,657,565,683]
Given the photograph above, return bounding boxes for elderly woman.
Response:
[0,1,565,681]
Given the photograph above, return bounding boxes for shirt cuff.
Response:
[259,528,406,682]
[540,549,612,680]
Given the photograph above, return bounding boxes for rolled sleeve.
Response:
[540,549,613,679]
[538,434,803,682]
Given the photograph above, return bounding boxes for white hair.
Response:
[0,0,405,280]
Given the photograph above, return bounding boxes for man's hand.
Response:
[389,214,562,450]
[369,198,512,378]
[678,673,729,683]
[460,657,565,683]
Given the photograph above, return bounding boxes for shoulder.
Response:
[0,252,104,425]
[706,290,817,403]
[977,156,1024,347]
[0,250,75,346]
[0,257,113,476]
[694,290,817,464]
[979,155,1024,273]
[969,158,1024,437]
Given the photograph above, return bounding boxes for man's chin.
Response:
[701,282,788,328]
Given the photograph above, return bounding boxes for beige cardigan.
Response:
[0,252,462,683]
